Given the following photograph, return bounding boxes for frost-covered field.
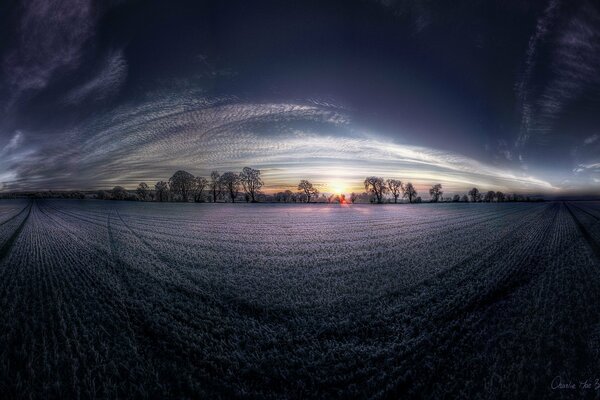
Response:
[1,200,599,398]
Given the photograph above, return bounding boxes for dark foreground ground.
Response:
[0,200,599,399]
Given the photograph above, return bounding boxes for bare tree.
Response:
[240,167,263,202]
[495,191,505,202]
[97,190,112,200]
[194,177,208,202]
[461,194,469,202]
[468,187,481,202]
[484,190,495,202]
[275,190,289,202]
[296,192,307,203]
[169,170,196,202]
[136,182,149,200]
[298,180,319,203]
[403,182,417,203]
[364,176,387,204]
[284,190,294,202]
[112,186,128,200]
[220,172,240,202]
[210,171,221,203]
[386,179,403,203]
[452,194,460,202]
[155,181,169,202]
[350,192,358,204]
[429,183,443,202]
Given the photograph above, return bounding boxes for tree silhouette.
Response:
[298,180,319,203]
[403,182,417,203]
[240,167,263,202]
[220,172,240,203]
[283,190,294,202]
[350,192,358,204]
[386,179,403,203]
[155,181,169,202]
[429,183,443,202]
[169,170,196,202]
[210,171,221,203]
[495,191,505,202]
[484,190,495,202]
[112,186,128,200]
[136,182,149,200]
[194,177,208,202]
[452,194,460,202]
[468,187,480,202]
[364,176,387,204]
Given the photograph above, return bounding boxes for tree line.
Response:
[360,177,538,203]
[5,168,541,203]
[98,168,264,203]
[91,170,541,204]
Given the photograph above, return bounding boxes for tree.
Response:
[240,167,263,202]
[484,190,495,202]
[403,182,417,203]
[468,187,481,202]
[220,172,240,202]
[169,170,196,202]
[278,190,293,202]
[495,191,505,202]
[284,190,294,202]
[194,177,208,202]
[461,194,469,202]
[386,179,404,203]
[350,192,358,204]
[452,194,460,202]
[364,176,387,204]
[112,186,128,201]
[136,182,149,200]
[97,190,112,200]
[429,183,443,202]
[155,181,169,202]
[297,180,319,203]
[210,171,221,203]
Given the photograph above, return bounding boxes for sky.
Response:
[0,0,599,196]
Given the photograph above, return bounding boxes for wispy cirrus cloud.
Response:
[0,92,557,193]
[515,0,561,149]
[2,0,97,102]
[516,1,600,150]
[584,134,598,145]
[64,50,128,104]
[1,131,24,154]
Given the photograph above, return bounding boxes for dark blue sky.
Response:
[1,0,599,195]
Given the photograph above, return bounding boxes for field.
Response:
[0,199,599,398]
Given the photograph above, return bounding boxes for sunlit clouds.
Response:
[0,94,559,194]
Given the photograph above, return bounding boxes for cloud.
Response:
[0,93,558,193]
[64,50,128,104]
[584,134,599,145]
[515,0,561,149]
[2,0,96,102]
[517,1,600,149]
[2,131,24,153]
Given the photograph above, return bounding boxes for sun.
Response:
[330,181,347,195]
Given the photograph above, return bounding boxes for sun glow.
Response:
[329,180,348,195]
